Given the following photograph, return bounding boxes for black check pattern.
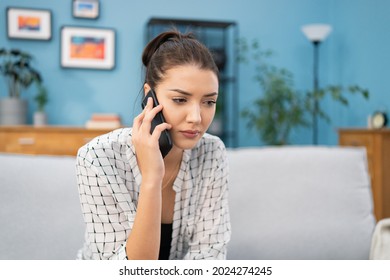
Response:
[76,128,231,260]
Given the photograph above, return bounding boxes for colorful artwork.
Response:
[61,26,115,69]
[7,8,51,40]
[73,0,99,19]
[18,16,41,31]
[70,36,105,60]
[76,2,94,11]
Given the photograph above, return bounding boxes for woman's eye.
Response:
[172,98,187,104]
[205,100,217,106]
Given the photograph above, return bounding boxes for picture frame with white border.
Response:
[60,26,116,70]
[7,7,52,40]
[72,0,99,19]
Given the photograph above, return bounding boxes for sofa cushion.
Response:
[0,153,85,260]
[226,146,376,259]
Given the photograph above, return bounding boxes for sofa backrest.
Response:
[226,146,376,259]
[0,146,376,260]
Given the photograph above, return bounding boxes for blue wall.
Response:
[1,0,388,147]
[324,0,390,145]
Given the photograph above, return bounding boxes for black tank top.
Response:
[158,223,173,260]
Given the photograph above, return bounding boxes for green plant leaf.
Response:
[0,48,42,98]
[238,37,370,145]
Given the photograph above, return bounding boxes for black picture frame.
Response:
[72,0,100,19]
[60,26,116,70]
[6,7,52,40]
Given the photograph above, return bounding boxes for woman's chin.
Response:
[173,142,197,151]
[172,138,201,151]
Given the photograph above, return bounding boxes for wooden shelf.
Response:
[339,128,390,220]
[0,125,114,156]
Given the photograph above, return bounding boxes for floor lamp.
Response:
[301,24,332,145]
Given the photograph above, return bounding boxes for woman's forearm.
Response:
[125,184,162,260]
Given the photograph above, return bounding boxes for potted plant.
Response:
[33,83,49,126]
[239,38,369,145]
[241,66,309,145]
[239,41,309,145]
[0,48,42,125]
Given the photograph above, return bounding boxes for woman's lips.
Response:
[180,130,200,139]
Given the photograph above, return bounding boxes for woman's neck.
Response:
[163,146,183,168]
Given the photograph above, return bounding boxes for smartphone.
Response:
[141,89,173,158]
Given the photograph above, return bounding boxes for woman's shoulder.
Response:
[77,127,133,159]
[84,127,132,147]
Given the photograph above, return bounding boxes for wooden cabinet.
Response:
[0,126,114,156]
[339,129,390,220]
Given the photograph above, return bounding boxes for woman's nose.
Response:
[186,104,201,124]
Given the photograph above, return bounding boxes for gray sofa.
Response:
[0,146,379,259]
[227,147,376,259]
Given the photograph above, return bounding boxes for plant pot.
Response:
[0,97,28,125]
[33,111,47,126]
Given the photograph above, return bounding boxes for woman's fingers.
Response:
[143,105,163,123]
[133,110,145,131]
[131,97,169,184]
[133,97,154,132]
[140,100,166,133]
[133,96,171,138]
[150,123,172,142]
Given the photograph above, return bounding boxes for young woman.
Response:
[76,30,231,260]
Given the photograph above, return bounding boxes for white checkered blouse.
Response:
[76,128,231,260]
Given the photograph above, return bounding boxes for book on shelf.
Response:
[85,113,122,129]
[90,113,121,122]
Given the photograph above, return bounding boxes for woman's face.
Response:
[144,64,219,150]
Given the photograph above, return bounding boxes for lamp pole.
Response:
[301,24,332,145]
[313,41,320,145]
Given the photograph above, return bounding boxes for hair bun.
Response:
[142,30,194,67]
[142,29,218,89]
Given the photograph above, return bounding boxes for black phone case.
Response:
[141,90,173,158]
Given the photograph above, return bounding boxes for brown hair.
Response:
[142,30,218,89]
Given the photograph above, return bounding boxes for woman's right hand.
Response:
[132,97,171,189]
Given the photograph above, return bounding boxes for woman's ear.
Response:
[143,83,151,96]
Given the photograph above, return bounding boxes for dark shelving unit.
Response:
[146,17,239,147]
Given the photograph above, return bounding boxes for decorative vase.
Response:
[33,111,47,126]
[0,97,28,125]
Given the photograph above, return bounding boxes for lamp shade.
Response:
[301,24,332,42]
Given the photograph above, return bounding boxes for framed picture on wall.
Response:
[60,26,116,70]
[6,7,52,40]
[72,0,99,19]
